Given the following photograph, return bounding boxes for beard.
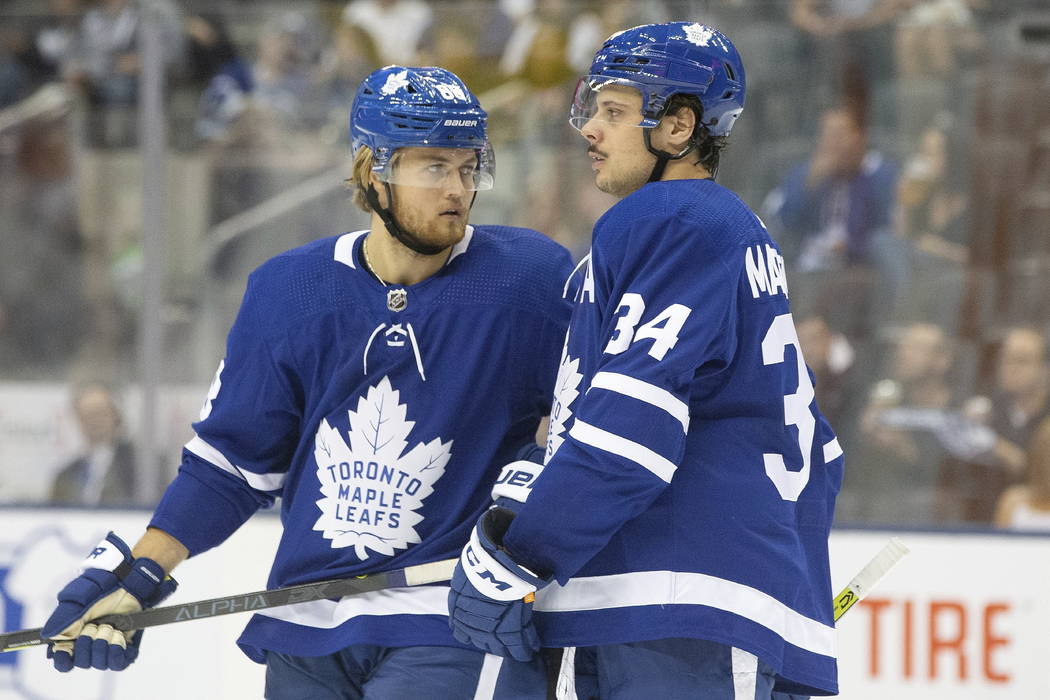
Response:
[387,192,468,256]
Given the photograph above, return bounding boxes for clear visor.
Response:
[569,78,649,132]
[374,145,495,191]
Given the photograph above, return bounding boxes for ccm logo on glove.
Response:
[461,527,538,601]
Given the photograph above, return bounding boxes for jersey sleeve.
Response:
[505,213,739,581]
[149,272,303,555]
[532,250,577,415]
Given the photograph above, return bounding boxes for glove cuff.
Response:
[120,557,178,607]
[491,460,544,506]
[79,531,134,574]
[461,507,548,602]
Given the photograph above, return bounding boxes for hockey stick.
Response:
[1,538,908,653]
[832,537,910,622]
[0,557,457,653]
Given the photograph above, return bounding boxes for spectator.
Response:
[250,12,314,135]
[64,0,182,146]
[765,104,900,343]
[415,13,481,91]
[0,22,32,109]
[498,0,575,89]
[895,111,970,324]
[50,383,137,506]
[895,0,983,79]
[309,21,376,141]
[184,13,253,143]
[796,313,858,433]
[22,0,82,87]
[342,0,432,66]
[69,0,139,105]
[0,107,87,377]
[790,0,905,95]
[995,417,1050,531]
[840,322,956,523]
[938,326,1050,523]
[791,0,904,38]
[897,112,969,265]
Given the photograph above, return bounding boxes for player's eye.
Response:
[423,163,452,183]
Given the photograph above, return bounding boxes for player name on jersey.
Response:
[744,243,789,299]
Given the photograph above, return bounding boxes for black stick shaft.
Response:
[1,558,456,653]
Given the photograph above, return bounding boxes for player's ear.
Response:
[659,105,696,152]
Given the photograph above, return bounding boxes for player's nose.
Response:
[442,172,468,198]
[580,116,601,142]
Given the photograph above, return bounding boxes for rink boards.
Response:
[0,510,1044,699]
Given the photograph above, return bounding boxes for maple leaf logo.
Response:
[682,23,728,52]
[380,70,410,96]
[313,377,452,558]
[545,334,583,464]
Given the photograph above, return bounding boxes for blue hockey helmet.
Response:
[570,22,746,137]
[350,66,494,190]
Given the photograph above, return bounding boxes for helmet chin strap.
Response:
[643,129,700,183]
[365,182,451,257]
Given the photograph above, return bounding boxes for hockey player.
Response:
[448,23,844,699]
[39,66,573,699]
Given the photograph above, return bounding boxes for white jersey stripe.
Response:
[259,584,449,628]
[447,225,474,263]
[185,435,286,492]
[535,570,836,658]
[555,648,579,700]
[823,437,843,462]
[472,654,503,700]
[569,420,677,483]
[590,371,690,432]
[333,230,367,268]
[563,254,590,299]
[731,647,759,699]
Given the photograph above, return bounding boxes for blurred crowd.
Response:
[1,0,1050,530]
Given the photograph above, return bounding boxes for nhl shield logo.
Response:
[387,288,408,312]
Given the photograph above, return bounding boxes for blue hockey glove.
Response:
[41,532,177,672]
[490,443,545,512]
[448,507,549,662]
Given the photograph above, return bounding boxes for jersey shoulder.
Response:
[440,225,574,314]
[240,234,355,338]
[469,225,572,270]
[595,180,769,263]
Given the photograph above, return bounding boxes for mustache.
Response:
[588,147,608,159]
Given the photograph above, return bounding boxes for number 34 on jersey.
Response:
[601,286,819,504]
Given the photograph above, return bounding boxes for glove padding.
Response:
[41,532,177,672]
[491,447,545,512]
[448,507,549,662]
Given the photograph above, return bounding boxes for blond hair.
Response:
[348,146,375,213]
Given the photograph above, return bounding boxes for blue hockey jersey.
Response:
[504,180,844,696]
[149,225,573,661]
